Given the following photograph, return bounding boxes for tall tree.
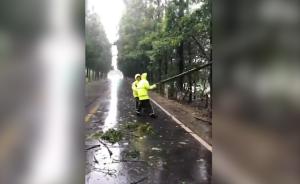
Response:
[86,11,112,81]
[118,0,211,105]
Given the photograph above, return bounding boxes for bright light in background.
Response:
[107,70,123,80]
[87,0,125,43]
[87,0,125,69]
[111,46,118,69]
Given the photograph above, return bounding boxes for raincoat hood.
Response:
[141,73,147,80]
[134,74,141,80]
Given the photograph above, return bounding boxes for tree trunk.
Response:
[164,54,168,75]
[158,58,163,93]
[158,59,162,82]
[177,42,184,91]
[193,81,196,100]
[87,68,90,82]
[209,0,212,115]
[177,0,185,91]
[188,42,192,103]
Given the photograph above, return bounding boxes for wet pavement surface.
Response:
[85,71,211,184]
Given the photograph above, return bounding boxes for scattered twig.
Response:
[122,132,140,138]
[130,176,148,184]
[85,144,101,151]
[92,168,117,176]
[91,119,102,123]
[112,159,146,163]
[98,139,113,157]
[93,155,99,164]
[193,116,211,124]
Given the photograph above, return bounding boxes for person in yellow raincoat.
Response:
[136,73,157,118]
[132,74,141,111]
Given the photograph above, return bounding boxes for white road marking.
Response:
[150,99,212,152]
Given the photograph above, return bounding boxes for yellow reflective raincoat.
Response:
[132,74,140,97]
[137,73,156,100]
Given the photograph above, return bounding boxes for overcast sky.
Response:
[87,0,125,68]
[87,0,125,44]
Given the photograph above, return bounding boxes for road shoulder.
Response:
[150,91,212,145]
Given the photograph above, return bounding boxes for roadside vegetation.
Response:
[118,0,212,108]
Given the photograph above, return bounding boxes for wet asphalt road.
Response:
[85,74,211,184]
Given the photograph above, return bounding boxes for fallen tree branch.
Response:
[155,62,212,85]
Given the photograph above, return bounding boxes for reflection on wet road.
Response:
[85,71,211,184]
[86,70,125,183]
[103,70,123,132]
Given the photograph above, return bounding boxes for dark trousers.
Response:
[137,99,154,115]
[135,97,139,111]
